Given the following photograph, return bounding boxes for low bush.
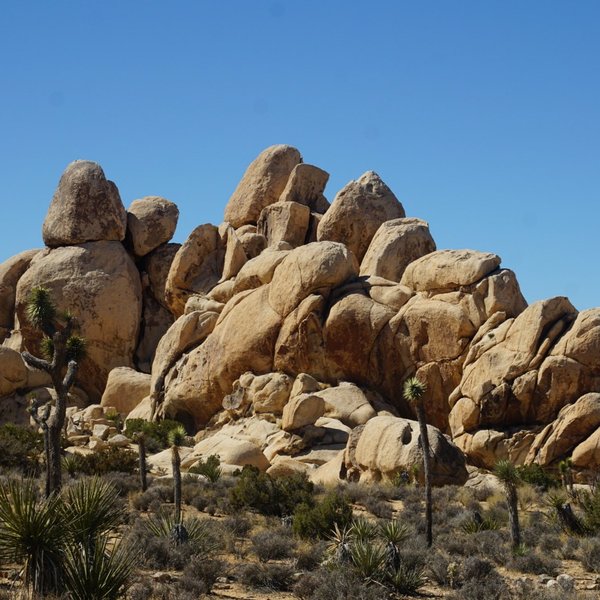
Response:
[189,454,221,482]
[293,491,353,539]
[230,467,314,517]
[237,561,295,591]
[0,424,43,475]
[293,567,382,600]
[124,418,185,453]
[62,446,137,475]
[251,527,296,562]
[508,548,560,575]
[580,538,600,573]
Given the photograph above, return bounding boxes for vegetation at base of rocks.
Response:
[188,453,222,482]
[292,491,353,539]
[230,466,315,517]
[62,446,138,476]
[0,423,43,475]
[517,464,559,491]
[124,418,187,453]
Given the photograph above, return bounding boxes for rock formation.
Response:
[1,145,599,484]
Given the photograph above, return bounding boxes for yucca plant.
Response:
[403,376,432,547]
[350,517,378,544]
[349,540,387,581]
[326,522,353,564]
[460,511,499,534]
[379,520,410,546]
[63,536,137,600]
[22,287,86,496]
[386,563,426,594]
[61,477,125,554]
[0,479,67,595]
[190,454,222,483]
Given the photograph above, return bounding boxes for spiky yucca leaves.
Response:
[61,477,125,553]
[386,563,426,594]
[63,536,137,600]
[350,517,378,544]
[403,377,427,404]
[0,480,68,594]
[379,520,410,546]
[39,334,87,362]
[326,522,353,564]
[349,540,387,580]
[26,287,56,335]
[190,454,222,482]
[168,424,187,448]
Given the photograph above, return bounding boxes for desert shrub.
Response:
[294,540,326,571]
[63,446,137,475]
[293,567,381,600]
[102,472,139,497]
[251,527,296,562]
[362,496,393,519]
[460,511,499,534]
[461,556,495,582]
[517,464,558,491]
[508,548,559,575]
[223,514,252,538]
[293,491,353,539]
[580,538,600,573]
[180,554,226,595]
[386,563,426,594]
[448,570,510,600]
[124,418,185,453]
[189,454,221,482]
[0,424,43,475]
[238,561,295,591]
[230,467,314,517]
[131,484,172,511]
[428,551,454,587]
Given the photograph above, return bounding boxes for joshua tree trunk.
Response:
[415,401,433,547]
[24,328,78,497]
[505,481,521,550]
[172,444,182,525]
[138,435,148,492]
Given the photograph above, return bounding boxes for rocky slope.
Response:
[1,146,599,483]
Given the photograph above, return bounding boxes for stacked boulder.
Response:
[1,145,599,484]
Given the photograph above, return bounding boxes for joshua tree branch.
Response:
[62,360,78,391]
[22,352,52,373]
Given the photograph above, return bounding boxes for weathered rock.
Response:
[360,218,436,282]
[257,201,311,248]
[317,171,405,261]
[42,161,126,247]
[183,433,270,471]
[282,394,325,431]
[237,231,267,260]
[0,249,40,341]
[100,367,151,416]
[220,225,248,281]
[401,249,501,292]
[315,383,377,427]
[224,145,302,228]
[348,416,468,485]
[164,224,224,317]
[15,242,142,401]
[0,347,27,397]
[246,372,293,415]
[278,163,330,213]
[142,243,181,311]
[126,197,179,257]
[233,248,290,294]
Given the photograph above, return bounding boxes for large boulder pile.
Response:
[1,145,599,484]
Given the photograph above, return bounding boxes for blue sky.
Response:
[1,1,598,310]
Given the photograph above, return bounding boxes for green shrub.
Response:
[293,491,353,539]
[517,464,558,490]
[62,446,138,475]
[124,418,184,453]
[230,466,314,517]
[189,454,221,482]
[0,424,43,475]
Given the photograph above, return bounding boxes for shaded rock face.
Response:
[42,161,127,247]
[14,241,142,401]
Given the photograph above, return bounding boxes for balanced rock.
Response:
[278,163,330,213]
[15,241,142,401]
[360,218,436,282]
[42,161,126,247]
[126,196,179,257]
[257,201,311,248]
[224,145,302,228]
[317,171,405,261]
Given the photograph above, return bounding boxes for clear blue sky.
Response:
[1,1,598,310]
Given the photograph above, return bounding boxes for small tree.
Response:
[495,459,522,550]
[402,377,432,547]
[21,287,85,497]
[168,425,187,544]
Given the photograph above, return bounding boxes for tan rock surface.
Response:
[164,224,224,317]
[224,145,302,227]
[315,383,377,427]
[282,394,325,431]
[15,241,142,401]
[42,161,126,247]
[100,367,151,415]
[257,201,310,248]
[278,163,330,213]
[317,171,405,261]
[0,249,40,341]
[360,218,436,282]
[0,347,27,397]
[126,197,179,257]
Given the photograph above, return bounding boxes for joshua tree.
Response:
[169,425,187,544]
[403,376,432,547]
[495,459,522,550]
[559,457,574,494]
[21,287,85,496]
[133,431,148,492]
